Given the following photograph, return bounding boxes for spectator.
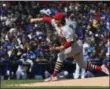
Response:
[16,53,33,79]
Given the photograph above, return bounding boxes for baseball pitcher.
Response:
[29,12,109,81]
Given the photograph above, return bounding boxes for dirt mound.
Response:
[18,76,109,87]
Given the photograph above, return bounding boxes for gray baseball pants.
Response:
[57,40,87,69]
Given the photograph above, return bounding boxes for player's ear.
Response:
[61,19,66,26]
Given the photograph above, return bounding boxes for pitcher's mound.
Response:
[19,76,109,87]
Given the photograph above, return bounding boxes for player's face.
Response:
[55,19,61,25]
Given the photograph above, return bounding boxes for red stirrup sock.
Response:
[52,61,63,77]
[87,62,102,71]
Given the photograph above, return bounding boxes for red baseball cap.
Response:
[54,12,65,20]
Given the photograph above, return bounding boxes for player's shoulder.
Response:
[62,25,72,31]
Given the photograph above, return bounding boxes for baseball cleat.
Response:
[44,77,52,82]
[101,64,109,75]
[44,76,58,82]
[51,76,58,81]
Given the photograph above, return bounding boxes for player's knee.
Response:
[57,52,65,61]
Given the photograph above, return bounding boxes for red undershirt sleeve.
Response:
[63,41,72,49]
[42,16,52,23]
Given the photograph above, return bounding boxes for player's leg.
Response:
[44,46,73,82]
[74,49,109,75]
[44,52,64,82]
[52,45,79,77]
[72,39,109,75]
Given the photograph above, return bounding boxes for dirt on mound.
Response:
[17,76,109,87]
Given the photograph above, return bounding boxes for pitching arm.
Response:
[30,16,52,23]
[30,18,43,23]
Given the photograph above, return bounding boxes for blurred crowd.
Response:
[0,1,110,80]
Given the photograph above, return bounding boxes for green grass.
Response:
[1,80,109,89]
[1,79,43,84]
[1,79,43,88]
